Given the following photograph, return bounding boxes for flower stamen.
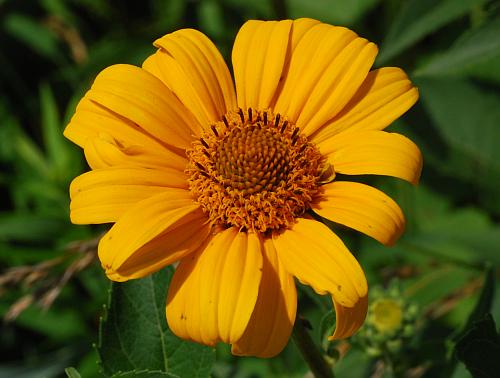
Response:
[186,108,325,233]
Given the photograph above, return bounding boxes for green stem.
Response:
[292,317,334,378]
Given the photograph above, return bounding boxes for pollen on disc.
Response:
[186,108,325,233]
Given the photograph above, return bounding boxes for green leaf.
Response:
[98,267,215,378]
[415,18,500,77]
[111,370,178,377]
[456,267,496,341]
[0,212,66,243]
[39,83,71,179]
[14,129,52,180]
[416,78,500,214]
[287,0,380,27]
[378,0,487,64]
[455,314,500,378]
[65,367,82,378]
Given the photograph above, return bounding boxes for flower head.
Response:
[65,18,422,357]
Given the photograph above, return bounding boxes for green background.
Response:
[1,0,499,377]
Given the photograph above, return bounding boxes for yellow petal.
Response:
[329,294,368,340]
[65,97,164,151]
[231,238,297,357]
[98,189,209,281]
[274,23,378,136]
[85,64,201,149]
[232,20,293,110]
[318,130,423,184]
[166,229,263,346]
[145,29,237,127]
[312,182,405,246]
[272,219,367,308]
[70,166,187,224]
[312,68,419,142]
[83,132,186,171]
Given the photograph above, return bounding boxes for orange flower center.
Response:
[186,108,325,233]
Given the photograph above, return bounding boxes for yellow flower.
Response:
[65,18,422,357]
[371,298,404,334]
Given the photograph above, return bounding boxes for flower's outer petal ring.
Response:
[98,189,209,281]
[166,229,263,346]
[85,64,201,149]
[70,166,188,224]
[145,29,237,128]
[318,130,423,184]
[312,68,419,142]
[272,218,367,308]
[330,293,368,340]
[312,182,405,246]
[232,20,293,110]
[231,238,297,357]
[82,133,186,171]
[274,23,378,136]
[65,98,169,152]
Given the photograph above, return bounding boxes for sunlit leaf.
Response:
[98,267,215,378]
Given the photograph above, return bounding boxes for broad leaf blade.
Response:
[416,78,500,214]
[455,314,500,378]
[98,267,215,378]
[378,0,487,64]
[415,18,500,77]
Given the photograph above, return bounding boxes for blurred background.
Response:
[1,0,499,377]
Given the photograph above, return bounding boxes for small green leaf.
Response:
[65,367,82,378]
[39,83,70,178]
[98,267,215,378]
[415,18,500,77]
[14,130,51,180]
[378,0,487,64]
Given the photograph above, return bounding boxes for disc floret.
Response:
[187,108,324,233]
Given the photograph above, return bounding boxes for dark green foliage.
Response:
[1,0,500,377]
[98,268,215,378]
[455,314,500,378]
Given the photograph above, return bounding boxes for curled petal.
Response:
[330,294,368,340]
[83,133,186,171]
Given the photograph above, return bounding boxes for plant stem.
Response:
[292,317,334,378]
